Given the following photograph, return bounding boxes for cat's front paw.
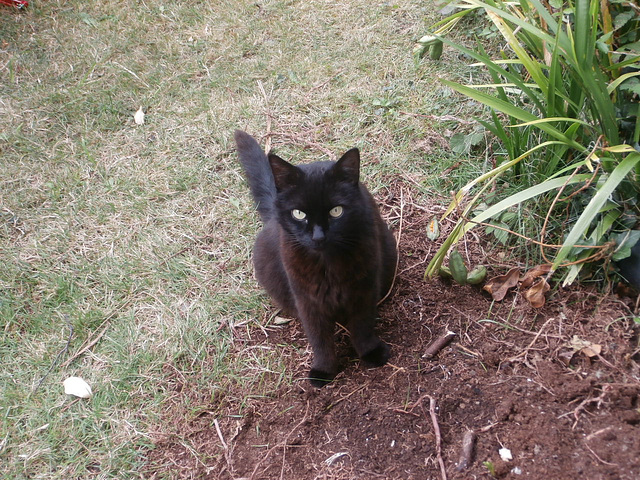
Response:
[308,368,335,388]
[361,341,390,367]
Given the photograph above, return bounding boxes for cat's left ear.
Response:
[334,148,360,184]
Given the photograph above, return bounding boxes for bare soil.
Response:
[147,183,640,479]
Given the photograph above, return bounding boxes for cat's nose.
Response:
[311,225,325,244]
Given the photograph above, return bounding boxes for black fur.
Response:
[234,130,397,387]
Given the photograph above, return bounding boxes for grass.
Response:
[1,0,473,477]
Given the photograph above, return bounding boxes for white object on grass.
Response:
[63,377,93,398]
[134,106,145,125]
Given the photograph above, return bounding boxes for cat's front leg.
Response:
[298,313,337,388]
[346,308,390,368]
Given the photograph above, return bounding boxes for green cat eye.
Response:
[291,209,307,221]
[329,206,343,218]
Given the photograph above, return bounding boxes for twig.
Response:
[61,294,138,368]
[59,397,80,413]
[569,385,611,429]
[507,316,556,363]
[456,344,481,357]
[399,252,430,275]
[250,401,310,480]
[213,417,234,474]
[584,440,618,467]
[478,422,499,433]
[456,430,477,471]
[423,331,456,359]
[423,396,447,480]
[585,426,613,442]
[265,131,335,159]
[460,215,611,253]
[111,61,150,88]
[309,69,344,92]
[60,317,110,368]
[326,385,366,410]
[257,80,272,153]
[32,314,73,396]
[379,186,404,305]
[441,161,463,176]
[214,418,228,450]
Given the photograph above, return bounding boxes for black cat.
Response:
[617,238,640,291]
[234,130,397,387]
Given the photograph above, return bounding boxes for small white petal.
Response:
[63,376,93,398]
[134,106,145,125]
[273,316,292,325]
[499,447,513,461]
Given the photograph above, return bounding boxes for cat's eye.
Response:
[291,209,307,221]
[329,206,344,218]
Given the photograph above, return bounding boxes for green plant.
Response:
[483,460,497,477]
[439,249,488,284]
[420,0,640,285]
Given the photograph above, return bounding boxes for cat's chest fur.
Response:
[279,230,375,309]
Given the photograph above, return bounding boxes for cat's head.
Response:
[268,149,371,252]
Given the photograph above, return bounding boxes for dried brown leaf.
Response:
[520,264,552,288]
[569,336,603,358]
[523,278,550,308]
[581,343,602,358]
[483,267,520,301]
[273,316,293,325]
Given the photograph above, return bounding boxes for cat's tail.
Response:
[234,130,276,221]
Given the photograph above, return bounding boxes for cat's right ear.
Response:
[268,154,302,191]
[334,148,360,185]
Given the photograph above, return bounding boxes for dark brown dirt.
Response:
[146,184,640,480]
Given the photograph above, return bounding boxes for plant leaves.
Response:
[520,264,552,288]
[607,71,640,94]
[448,249,468,285]
[483,267,520,301]
[430,40,444,60]
[450,131,484,155]
[523,278,550,308]
[426,217,440,241]
[486,221,509,244]
[425,172,591,279]
[467,265,487,284]
[613,9,636,31]
[439,79,586,151]
[612,230,640,261]
[556,153,640,277]
[439,266,453,280]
